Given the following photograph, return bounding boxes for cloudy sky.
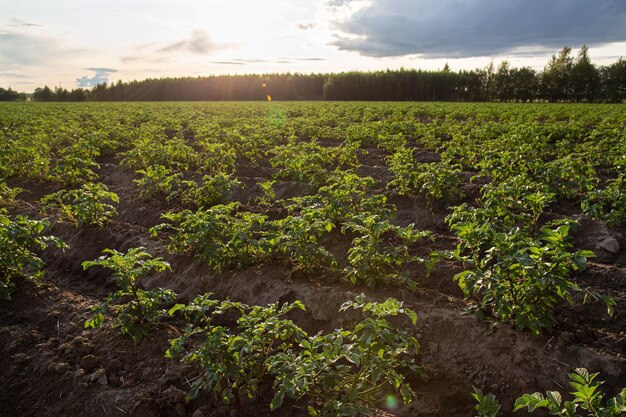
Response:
[1,0,625,92]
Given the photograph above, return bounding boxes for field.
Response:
[1,101,625,417]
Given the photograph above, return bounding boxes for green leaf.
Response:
[270,390,285,410]
[404,308,418,325]
[514,393,548,412]
[168,303,185,316]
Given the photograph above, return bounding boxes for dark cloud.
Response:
[158,29,221,54]
[297,22,316,30]
[75,68,117,87]
[330,0,626,58]
[296,57,327,61]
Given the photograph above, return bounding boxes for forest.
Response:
[8,46,626,103]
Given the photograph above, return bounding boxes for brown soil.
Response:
[1,150,624,417]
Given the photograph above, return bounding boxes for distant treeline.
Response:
[0,87,27,102]
[8,46,626,103]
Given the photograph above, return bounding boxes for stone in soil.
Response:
[80,354,98,370]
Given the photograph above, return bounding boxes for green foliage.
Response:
[387,146,462,203]
[134,165,183,200]
[479,177,556,232]
[270,295,420,416]
[513,368,625,417]
[342,213,432,289]
[40,182,119,227]
[472,369,625,417]
[472,388,501,417]
[255,179,276,206]
[152,203,267,273]
[282,171,389,224]
[0,209,67,299]
[180,173,242,208]
[0,181,23,202]
[167,294,421,416]
[49,142,100,185]
[265,212,337,270]
[582,174,626,227]
[452,224,614,334]
[544,155,598,199]
[122,133,198,171]
[82,247,175,340]
[270,141,359,185]
[197,141,237,174]
[386,146,420,196]
[167,298,305,404]
[417,162,463,203]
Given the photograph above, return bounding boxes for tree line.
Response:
[5,46,625,103]
[0,87,27,101]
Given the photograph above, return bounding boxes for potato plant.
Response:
[270,141,360,185]
[134,165,183,200]
[265,213,337,270]
[40,182,119,227]
[179,172,242,208]
[582,174,626,227]
[49,142,100,186]
[473,368,625,417]
[0,209,67,299]
[152,203,268,273]
[342,213,433,289]
[167,294,421,416]
[386,146,462,203]
[452,224,614,334]
[167,298,306,404]
[82,247,175,341]
[0,181,23,202]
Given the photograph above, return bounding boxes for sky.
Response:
[1,0,625,92]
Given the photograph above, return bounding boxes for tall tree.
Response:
[600,58,626,102]
[542,46,574,101]
[571,45,599,102]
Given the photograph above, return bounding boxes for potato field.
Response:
[0,101,624,417]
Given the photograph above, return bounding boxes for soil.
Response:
[1,147,625,417]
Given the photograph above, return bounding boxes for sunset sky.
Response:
[2,0,625,92]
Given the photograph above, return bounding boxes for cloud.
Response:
[0,70,34,78]
[158,29,222,55]
[0,23,81,67]
[120,55,167,64]
[297,22,316,30]
[121,29,227,63]
[0,31,63,66]
[232,58,270,63]
[8,17,43,27]
[327,0,360,6]
[75,68,117,87]
[84,67,117,72]
[329,0,626,58]
[210,57,311,65]
[209,60,246,65]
